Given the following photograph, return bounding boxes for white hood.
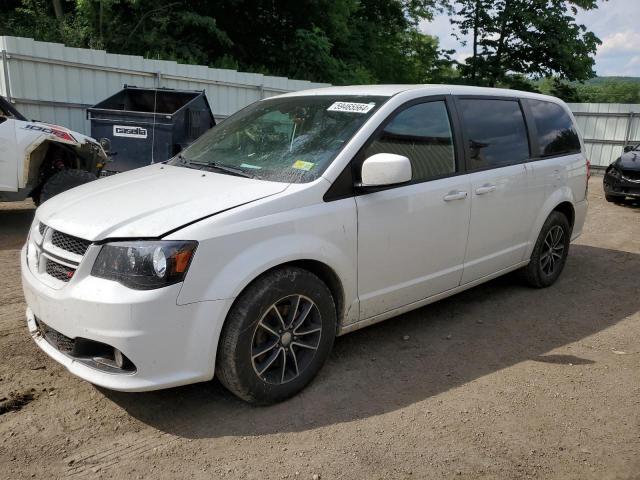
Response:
[36,164,289,240]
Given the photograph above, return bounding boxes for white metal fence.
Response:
[1,36,637,170]
[0,36,329,135]
[568,102,640,169]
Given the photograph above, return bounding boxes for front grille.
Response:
[36,318,75,353]
[45,259,76,282]
[622,170,640,181]
[51,230,91,256]
[38,222,47,235]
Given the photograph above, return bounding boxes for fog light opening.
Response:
[114,348,125,369]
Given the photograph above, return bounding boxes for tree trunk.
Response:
[52,0,64,20]
[99,0,104,45]
[471,0,480,82]
[489,0,511,87]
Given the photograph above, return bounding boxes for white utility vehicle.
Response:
[0,96,106,204]
[22,85,589,404]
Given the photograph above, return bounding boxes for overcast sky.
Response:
[421,0,640,77]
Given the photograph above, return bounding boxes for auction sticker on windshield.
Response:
[327,102,375,114]
[292,160,315,171]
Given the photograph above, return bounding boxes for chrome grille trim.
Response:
[32,226,91,284]
[51,230,91,256]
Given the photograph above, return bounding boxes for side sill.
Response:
[337,260,529,336]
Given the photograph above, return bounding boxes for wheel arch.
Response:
[525,187,576,260]
[552,201,575,229]
[212,258,347,382]
[226,259,346,330]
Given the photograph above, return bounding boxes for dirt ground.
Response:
[0,177,638,480]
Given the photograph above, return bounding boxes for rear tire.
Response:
[40,169,97,204]
[216,267,336,405]
[520,211,571,288]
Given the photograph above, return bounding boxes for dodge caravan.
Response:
[21,85,589,404]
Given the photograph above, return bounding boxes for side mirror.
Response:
[359,153,412,188]
[623,145,633,153]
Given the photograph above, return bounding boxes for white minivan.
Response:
[22,85,589,404]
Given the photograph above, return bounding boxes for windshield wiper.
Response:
[183,160,255,179]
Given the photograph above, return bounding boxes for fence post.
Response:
[623,112,635,148]
[1,50,11,100]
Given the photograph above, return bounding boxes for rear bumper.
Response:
[571,199,588,241]
[21,245,232,392]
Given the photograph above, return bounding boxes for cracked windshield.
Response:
[170,95,385,182]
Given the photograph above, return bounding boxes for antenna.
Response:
[151,86,158,164]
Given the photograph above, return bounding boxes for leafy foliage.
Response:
[0,0,454,85]
[540,77,640,103]
[0,0,613,95]
[451,0,602,87]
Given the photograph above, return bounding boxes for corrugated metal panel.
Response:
[568,102,640,168]
[0,36,330,136]
[2,38,637,168]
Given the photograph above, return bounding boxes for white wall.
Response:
[2,36,637,169]
[568,102,640,168]
[0,36,330,135]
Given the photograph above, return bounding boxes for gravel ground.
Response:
[0,177,638,480]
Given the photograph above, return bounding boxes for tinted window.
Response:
[459,99,529,169]
[365,101,455,181]
[527,100,581,156]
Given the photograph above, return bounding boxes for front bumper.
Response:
[603,171,640,198]
[21,246,232,391]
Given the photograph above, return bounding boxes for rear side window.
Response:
[458,99,530,169]
[526,100,581,157]
[364,101,455,181]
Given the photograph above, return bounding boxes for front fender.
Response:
[16,121,107,189]
[174,198,358,324]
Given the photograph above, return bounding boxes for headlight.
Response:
[607,166,621,178]
[91,241,198,290]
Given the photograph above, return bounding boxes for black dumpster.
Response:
[88,86,215,173]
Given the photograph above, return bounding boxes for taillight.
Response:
[585,158,590,196]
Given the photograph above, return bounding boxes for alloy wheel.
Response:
[540,225,565,276]
[251,295,322,385]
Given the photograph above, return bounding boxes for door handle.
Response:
[475,184,496,195]
[443,190,468,202]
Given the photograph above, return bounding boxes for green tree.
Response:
[0,0,453,85]
[451,0,602,87]
[549,78,583,102]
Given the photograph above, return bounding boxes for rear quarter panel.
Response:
[524,153,587,259]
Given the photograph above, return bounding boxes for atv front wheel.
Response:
[39,169,98,204]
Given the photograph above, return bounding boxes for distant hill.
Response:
[535,76,640,103]
[584,76,640,85]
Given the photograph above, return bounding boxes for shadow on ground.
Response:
[0,206,35,251]
[103,244,640,439]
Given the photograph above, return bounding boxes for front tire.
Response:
[216,267,336,405]
[520,211,571,288]
[39,169,97,204]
